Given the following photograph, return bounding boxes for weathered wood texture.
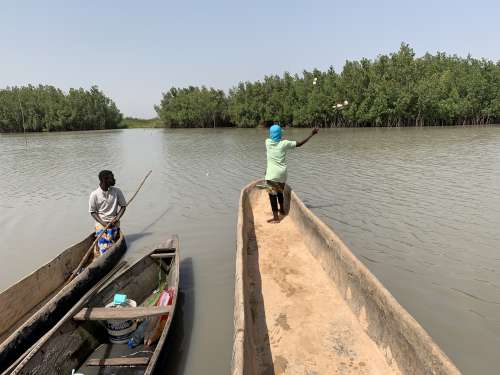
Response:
[8,237,179,375]
[231,181,461,375]
[0,233,127,373]
[86,357,150,366]
[74,305,172,320]
[149,253,175,259]
[4,262,127,375]
[232,185,258,375]
[143,238,180,375]
[0,234,94,341]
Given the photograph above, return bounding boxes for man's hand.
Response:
[91,212,108,228]
[297,127,319,147]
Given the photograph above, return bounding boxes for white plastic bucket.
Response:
[104,299,137,344]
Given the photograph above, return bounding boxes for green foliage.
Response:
[154,86,230,128]
[0,85,122,133]
[156,44,500,127]
[120,117,163,128]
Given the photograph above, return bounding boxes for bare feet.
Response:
[267,217,281,224]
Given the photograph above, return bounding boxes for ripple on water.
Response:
[2,127,500,374]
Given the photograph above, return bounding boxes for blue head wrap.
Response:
[269,124,282,142]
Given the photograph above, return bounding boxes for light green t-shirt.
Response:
[265,138,297,183]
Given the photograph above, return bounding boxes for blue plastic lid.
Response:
[113,293,127,305]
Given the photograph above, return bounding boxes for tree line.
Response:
[154,87,229,128]
[0,85,122,133]
[156,44,500,128]
[2,44,498,132]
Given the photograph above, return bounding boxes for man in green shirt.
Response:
[265,123,319,223]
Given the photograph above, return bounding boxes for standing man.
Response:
[89,170,126,256]
[265,122,319,223]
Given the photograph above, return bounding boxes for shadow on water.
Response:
[304,203,335,210]
[154,257,195,375]
[140,206,172,233]
[125,232,153,246]
[301,196,334,210]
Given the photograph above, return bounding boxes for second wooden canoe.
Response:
[8,235,179,375]
[232,181,461,375]
[0,231,127,373]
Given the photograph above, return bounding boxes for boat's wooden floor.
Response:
[78,342,154,375]
[248,193,398,375]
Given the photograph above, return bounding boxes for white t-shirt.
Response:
[89,186,126,224]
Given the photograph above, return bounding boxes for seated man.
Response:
[89,170,126,256]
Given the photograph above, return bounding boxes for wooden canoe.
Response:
[8,236,179,375]
[0,232,127,373]
[232,181,461,375]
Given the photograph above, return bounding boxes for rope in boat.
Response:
[120,350,154,358]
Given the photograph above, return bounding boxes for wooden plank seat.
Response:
[150,253,176,259]
[73,305,172,321]
[86,357,150,366]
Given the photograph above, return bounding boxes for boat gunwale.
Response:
[0,233,95,296]
[232,184,249,375]
[144,235,180,375]
[0,233,95,340]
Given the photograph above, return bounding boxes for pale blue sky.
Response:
[1,0,499,118]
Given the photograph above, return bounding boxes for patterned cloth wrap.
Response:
[265,180,285,196]
[95,223,118,256]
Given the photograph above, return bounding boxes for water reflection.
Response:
[155,258,194,375]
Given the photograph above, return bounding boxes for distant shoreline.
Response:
[2,121,500,134]
[118,117,163,129]
[118,119,500,130]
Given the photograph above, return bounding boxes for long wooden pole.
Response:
[67,170,152,282]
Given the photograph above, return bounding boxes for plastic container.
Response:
[104,299,137,344]
[128,319,148,348]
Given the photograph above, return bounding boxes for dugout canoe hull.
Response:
[0,232,127,373]
[8,236,179,375]
[232,181,460,375]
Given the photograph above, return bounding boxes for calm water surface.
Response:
[1,127,500,374]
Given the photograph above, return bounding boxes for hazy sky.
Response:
[1,0,499,118]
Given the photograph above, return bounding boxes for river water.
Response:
[1,127,499,374]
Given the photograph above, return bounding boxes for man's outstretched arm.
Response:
[296,127,319,147]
